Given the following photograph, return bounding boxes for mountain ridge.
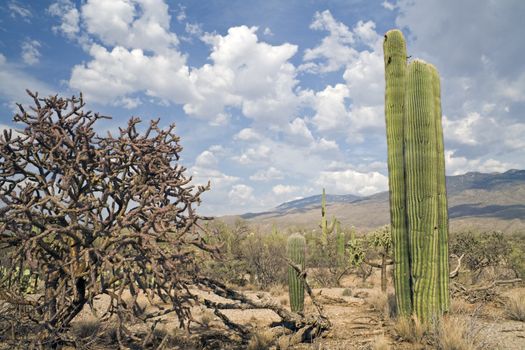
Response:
[226,169,525,233]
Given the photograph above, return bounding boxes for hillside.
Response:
[220,169,525,233]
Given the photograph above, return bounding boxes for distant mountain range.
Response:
[221,169,525,233]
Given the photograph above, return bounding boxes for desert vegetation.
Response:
[0,27,524,350]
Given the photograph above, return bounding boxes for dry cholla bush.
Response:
[0,91,213,348]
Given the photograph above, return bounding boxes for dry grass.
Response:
[393,316,425,343]
[247,329,274,350]
[269,284,286,297]
[504,289,525,321]
[200,310,215,327]
[71,320,101,339]
[432,315,484,350]
[370,334,390,350]
[366,290,390,319]
[449,297,474,315]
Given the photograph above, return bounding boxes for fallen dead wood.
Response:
[451,278,522,303]
[197,276,331,347]
[450,254,465,278]
[469,278,522,292]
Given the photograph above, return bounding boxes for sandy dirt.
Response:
[67,271,524,349]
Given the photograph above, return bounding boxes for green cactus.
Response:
[320,188,337,245]
[383,29,412,317]
[287,233,306,313]
[336,221,345,264]
[383,30,450,322]
[430,64,450,313]
[405,60,440,321]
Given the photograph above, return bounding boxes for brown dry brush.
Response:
[0,91,330,349]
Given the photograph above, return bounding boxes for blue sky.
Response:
[1,1,524,215]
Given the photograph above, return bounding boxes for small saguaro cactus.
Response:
[287,233,306,313]
[320,188,338,245]
[335,221,345,264]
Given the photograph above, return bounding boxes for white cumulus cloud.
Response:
[316,169,388,196]
[48,0,80,40]
[250,167,284,181]
[21,40,41,65]
[228,184,254,204]
[81,0,179,53]
[272,184,299,196]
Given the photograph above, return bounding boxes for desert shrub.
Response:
[305,227,353,287]
[451,231,512,272]
[203,222,287,287]
[241,229,288,287]
[341,288,352,296]
[508,231,525,278]
[203,220,250,285]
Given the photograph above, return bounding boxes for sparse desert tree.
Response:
[0,91,214,347]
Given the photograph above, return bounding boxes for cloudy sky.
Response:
[0,1,524,215]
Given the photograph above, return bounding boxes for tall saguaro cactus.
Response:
[287,233,306,313]
[383,29,412,317]
[405,60,440,320]
[430,65,450,313]
[383,30,450,321]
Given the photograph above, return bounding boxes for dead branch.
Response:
[450,253,465,278]
[451,278,522,303]
[469,278,522,292]
[198,272,331,347]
